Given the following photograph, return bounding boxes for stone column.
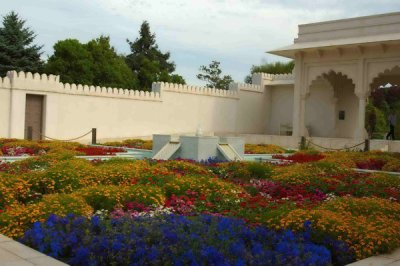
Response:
[331,97,338,137]
[355,92,368,139]
[292,52,304,137]
[299,94,308,136]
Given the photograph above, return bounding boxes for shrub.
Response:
[211,161,273,181]
[246,162,273,179]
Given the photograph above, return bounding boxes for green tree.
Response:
[245,61,294,83]
[0,11,43,76]
[86,36,138,89]
[126,21,185,90]
[197,61,233,90]
[45,36,138,89]
[45,39,94,85]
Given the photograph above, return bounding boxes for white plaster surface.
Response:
[1,13,400,152]
[0,72,270,142]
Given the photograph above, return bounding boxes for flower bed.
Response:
[1,140,400,265]
[75,146,126,156]
[21,214,338,265]
[244,144,287,154]
[102,139,153,150]
[273,152,325,163]
[0,139,126,157]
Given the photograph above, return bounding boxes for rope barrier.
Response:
[306,139,366,151]
[29,128,93,142]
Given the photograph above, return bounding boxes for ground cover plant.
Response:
[102,139,153,150]
[1,139,400,265]
[0,139,126,156]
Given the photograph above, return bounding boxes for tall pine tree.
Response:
[0,11,43,76]
[126,21,185,90]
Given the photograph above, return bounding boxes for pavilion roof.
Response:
[268,32,400,58]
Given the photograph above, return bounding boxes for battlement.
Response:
[7,70,60,82]
[4,71,161,101]
[0,76,11,88]
[252,72,295,86]
[229,82,263,93]
[255,72,295,80]
[152,82,239,99]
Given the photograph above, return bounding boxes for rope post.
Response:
[92,128,97,145]
[27,126,33,141]
[364,139,370,152]
[300,136,306,150]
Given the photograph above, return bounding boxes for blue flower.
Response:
[111,240,123,252]
[91,216,100,227]
[20,213,338,265]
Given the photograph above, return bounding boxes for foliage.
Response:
[197,60,233,90]
[102,139,152,150]
[0,11,43,76]
[245,61,294,84]
[126,21,185,90]
[21,214,335,266]
[368,86,400,139]
[365,102,387,139]
[245,144,286,154]
[45,36,138,90]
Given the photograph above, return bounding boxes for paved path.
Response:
[348,249,400,266]
[0,235,67,266]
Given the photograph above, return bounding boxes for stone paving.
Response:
[0,234,67,266]
[348,249,400,266]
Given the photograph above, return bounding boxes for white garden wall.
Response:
[0,71,272,142]
[266,85,294,135]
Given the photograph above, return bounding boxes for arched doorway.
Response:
[305,71,357,138]
[367,66,400,139]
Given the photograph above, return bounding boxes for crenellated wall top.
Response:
[252,72,295,86]
[1,71,244,101]
[0,76,11,88]
[152,82,239,99]
[229,82,263,93]
[4,71,162,101]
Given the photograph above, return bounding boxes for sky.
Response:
[1,0,400,86]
